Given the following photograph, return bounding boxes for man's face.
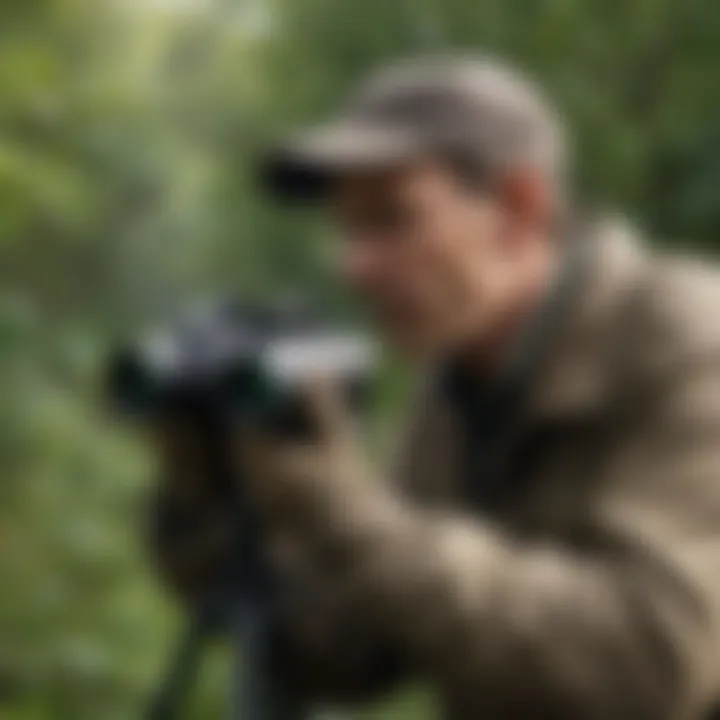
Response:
[331,160,534,360]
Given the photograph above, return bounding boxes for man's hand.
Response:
[237,381,372,529]
[146,385,371,601]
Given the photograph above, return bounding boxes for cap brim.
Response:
[261,121,426,201]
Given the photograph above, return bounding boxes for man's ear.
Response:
[498,169,553,229]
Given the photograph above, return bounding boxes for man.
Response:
[156,57,720,718]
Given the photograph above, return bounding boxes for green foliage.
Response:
[1,0,719,717]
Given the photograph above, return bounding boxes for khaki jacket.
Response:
[269,216,720,719]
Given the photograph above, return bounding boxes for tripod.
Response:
[145,588,305,720]
[144,413,306,720]
[145,503,307,720]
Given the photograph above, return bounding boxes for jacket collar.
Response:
[526,213,650,421]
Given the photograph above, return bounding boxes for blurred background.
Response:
[1,0,719,718]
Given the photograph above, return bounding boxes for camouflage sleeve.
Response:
[262,379,461,705]
[263,390,437,705]
[266,532,407,703]
[250,367,720,718]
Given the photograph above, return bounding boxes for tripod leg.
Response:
[147,616,209,720]
[229,603,306,720]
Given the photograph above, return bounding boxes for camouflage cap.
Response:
[263,55,566,200]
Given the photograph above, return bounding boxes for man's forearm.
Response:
[265,470,708,718]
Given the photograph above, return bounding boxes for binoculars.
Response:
[108,299,376,435]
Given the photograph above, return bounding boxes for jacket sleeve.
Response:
[266,531,407,703]
[264,394,440,705]
[264,363,720,718]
